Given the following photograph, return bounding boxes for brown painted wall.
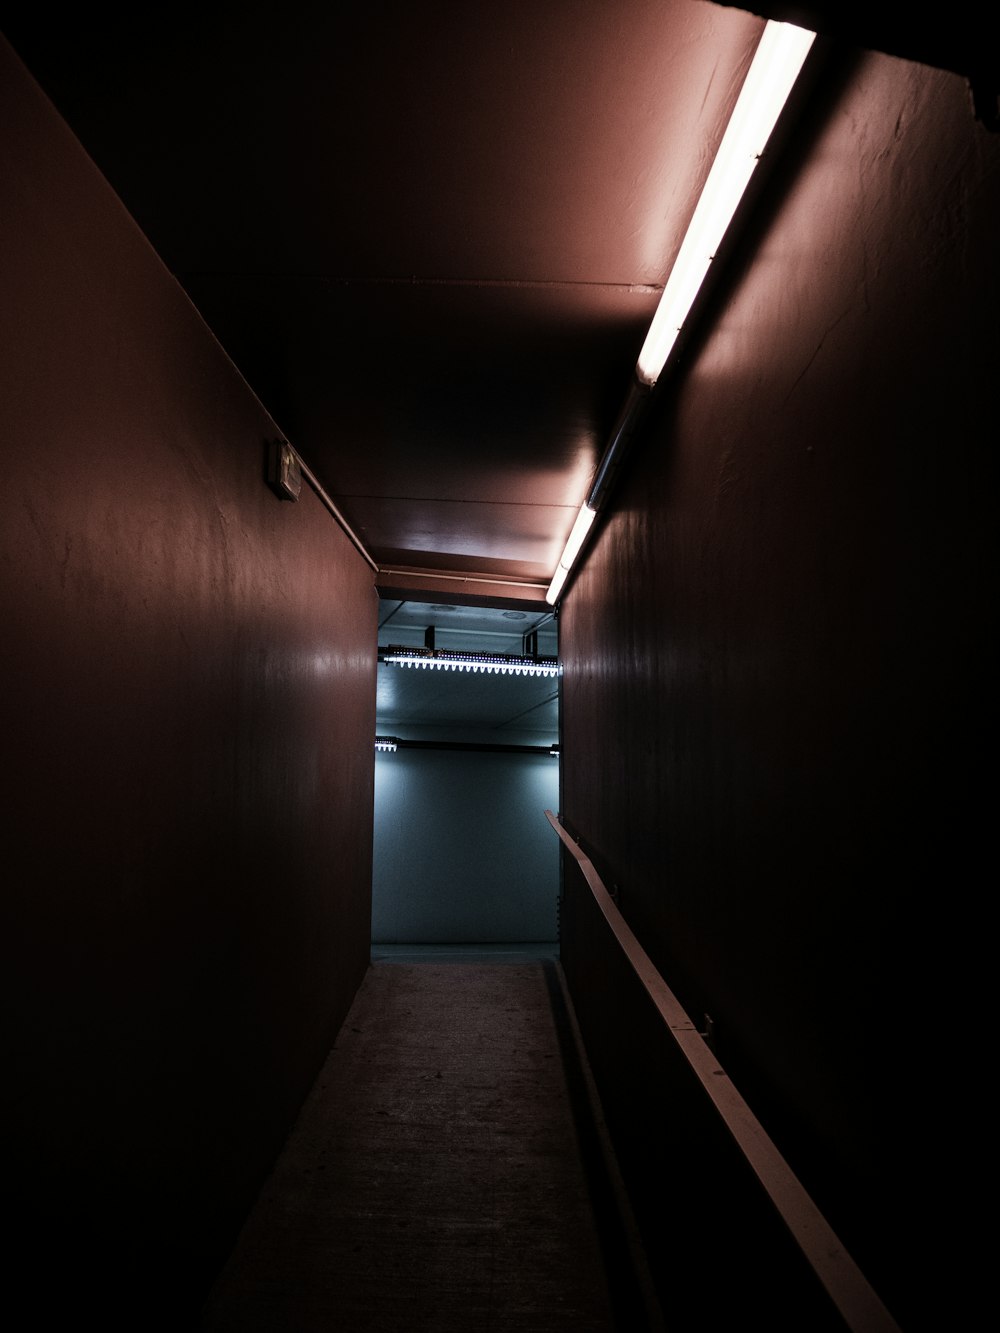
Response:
[559,47,996,1330]
[1,40,377,1322]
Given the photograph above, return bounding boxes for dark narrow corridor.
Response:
[3,8,995,1330]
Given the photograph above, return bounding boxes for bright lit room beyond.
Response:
[372,600,561,962]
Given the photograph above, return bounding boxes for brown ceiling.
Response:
[4,2,994,607]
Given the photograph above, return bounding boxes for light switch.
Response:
[268,438,302,501]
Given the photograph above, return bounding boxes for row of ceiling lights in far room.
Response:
[376,736,560,756]
[380,648,560,678]
[378,623,559,678]
[545,18,817,606]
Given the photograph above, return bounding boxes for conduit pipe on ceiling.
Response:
[545,18,817,607]
[545,379,652,605]
[586,377,651,513]
[298,454,379,573]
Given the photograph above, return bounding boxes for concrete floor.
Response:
[200,950,662,1332]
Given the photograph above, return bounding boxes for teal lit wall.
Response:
[372,748,560,942]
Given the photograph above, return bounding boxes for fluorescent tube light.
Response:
[545,562,572,607]
[635,19,816,386]
[545,19,814,607]
[381,649,561,678]
[545,502,596,605]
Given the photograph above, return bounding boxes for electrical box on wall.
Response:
[267,438,302,501]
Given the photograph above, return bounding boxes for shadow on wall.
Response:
[372,748,560,943]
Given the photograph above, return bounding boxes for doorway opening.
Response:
[372,599,560,959]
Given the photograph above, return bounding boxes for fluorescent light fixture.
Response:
[381,648,561,678]
[545,502,596,605]
[375,736,398,752]
[635,19,816,386]
[544,20,814,607]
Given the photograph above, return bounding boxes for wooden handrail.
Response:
[545,809,901,1333]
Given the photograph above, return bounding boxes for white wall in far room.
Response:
[372,747,560,943]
